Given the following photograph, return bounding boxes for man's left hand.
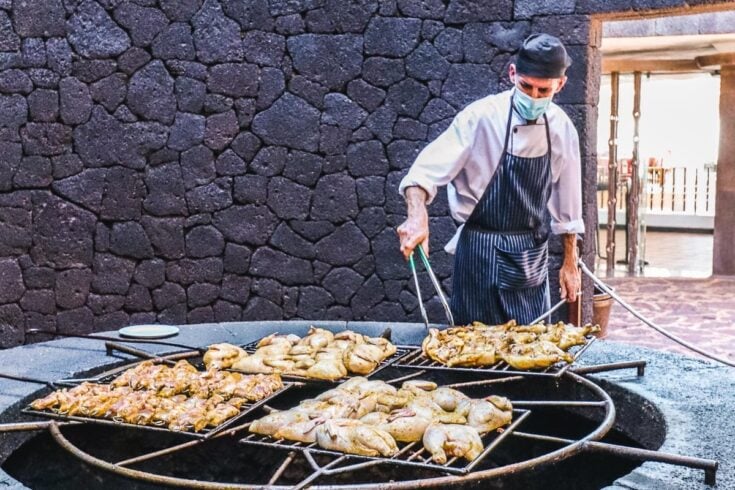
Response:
[559,262,580,303]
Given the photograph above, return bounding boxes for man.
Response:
[397,33,584,326]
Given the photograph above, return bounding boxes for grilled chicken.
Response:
[31,363,281,433]
[343,343,385,375]
[315,419,398,457]
[422,321,598,370]
[203,343,247,369]
[249,409,311,436]
[204,329,397,380]
[457,396,513,434]
[378,408,433,442]
[502,341,573,370]
[273,417,326,443]
[423,423,484,464]
[430,388,470,412]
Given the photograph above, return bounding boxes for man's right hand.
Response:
[397,187,430,260]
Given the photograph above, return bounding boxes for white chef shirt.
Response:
[399,88,585,254]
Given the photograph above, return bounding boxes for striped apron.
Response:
[450,100,553,326]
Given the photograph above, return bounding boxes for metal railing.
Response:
[597,165,716,216]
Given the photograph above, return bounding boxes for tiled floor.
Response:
[589,229,735,363]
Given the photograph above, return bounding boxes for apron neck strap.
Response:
[505,94,553,157]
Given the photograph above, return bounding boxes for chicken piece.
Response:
[445,347,498,367]
[375,391,413,412]
[206,403,240,427]
[30,391,61,410]
[256,334,299,357]
[401,380,437,394]
[315,419,398,457]
[423,423,484,464]
[273,417,326,443]
[355,380,397,397]
[378,408,432,442]
[331,330,367,350]
[250,409,311,436]
[360,411,389,425]
[297,399,358,419]
[203,343,247,369]
[555,323,600,350]
[457,396,513,434]
[500,341,574,370]
[343,343,385,375]
[298,327,335,350]
[364,336,397,358]
[431,388,469,412]
[306,348,348,380]
[407,397,467,425]
[336,376,371,393]
[231,353,275,374]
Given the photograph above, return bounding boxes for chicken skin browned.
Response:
[30,361,282,433]
[422,321,599,370]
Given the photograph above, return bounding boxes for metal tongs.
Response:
[408,246,455,331]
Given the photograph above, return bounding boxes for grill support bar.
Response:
[114,422,253,467]
[572,360,646,377]
[38,371,620,490]
[268,451,297,485]
[49,422,256,490]
[512,431,718,485]
[0,421,78,432]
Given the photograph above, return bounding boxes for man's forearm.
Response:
[562,233,578,266]
[404,186,428,217]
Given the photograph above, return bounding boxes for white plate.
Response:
[118,324,180,339]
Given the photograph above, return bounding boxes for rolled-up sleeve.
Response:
[549,120,585,235]
[399,110,475,204]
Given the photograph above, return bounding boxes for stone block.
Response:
[213,205,279,246]
[365,17,421,57]
[253,93,320,151]
[68,0,130,58]
[315,222,369,266]
[192,0,244,63]
[311,173,358,222]
[287,34,363,90]
[250,247,313,285]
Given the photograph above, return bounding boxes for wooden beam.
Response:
[602,58,701,74]
[696,52,735,69]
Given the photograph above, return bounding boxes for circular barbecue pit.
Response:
[0,321,729,489]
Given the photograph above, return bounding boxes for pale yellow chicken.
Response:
[203,343,247,369]
[315,419,398,457]
[422,423,484,464]
[457,395,513,434]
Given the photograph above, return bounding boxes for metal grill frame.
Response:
[239,408,531,476]
[394,336,597,378]
[0,335,719,489]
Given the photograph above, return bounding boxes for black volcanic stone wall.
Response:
[0,0,730,346]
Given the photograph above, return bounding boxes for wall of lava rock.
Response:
[0,0,728,346]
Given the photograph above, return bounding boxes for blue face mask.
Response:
[513,87,552,121]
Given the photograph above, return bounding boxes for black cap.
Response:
[516,33,571,78]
